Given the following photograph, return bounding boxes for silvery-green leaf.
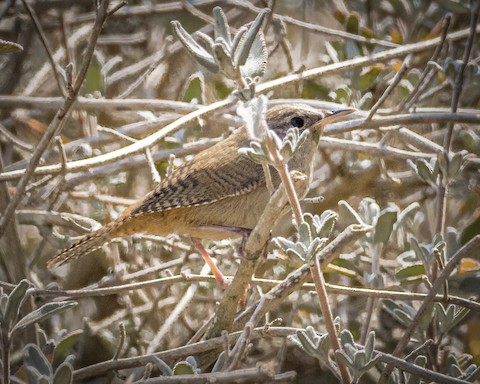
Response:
[171,21,219,73]
[213,41,237,78]
[12,301,77,335]
[441,306,470,336]
[364,331,375,361]
[5,279,30,329]
[464,365,480,381]
[231,27,247,57]
[280,141,293,160]
[448,363,463,377]
[335,350,355,368]
[392,308,413,327]
[339,329,355,347]
[317,210,338,238]
[240,32,268,79]
[296,330,319,356]
[185,356,198,370]
[397,202,420,224]
[287,249,307,266]
[211,351,226,373]
[269,129,282,150]
[294,242,308,257]
[437,151,449,177]
[298,221,312,246]
[448,152,464,179]
[196,32,215,50]
[153,356,173,376]
[53,362,73,384]
[274,237,296,252]
[354,349,366,368]
[373,208,398,244]
[415,159,435,183]
[234,9,269,67]
[359,198,379,225]
[237,95,268,141]
[24,344,52,378]
[238,149,267,164]
[338,200,364,225]
[213,7,232,47]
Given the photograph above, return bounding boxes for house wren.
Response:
[47,104,354,285]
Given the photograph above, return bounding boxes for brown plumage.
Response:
[47,104,353,276]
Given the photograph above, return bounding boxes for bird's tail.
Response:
[47,220,122,268]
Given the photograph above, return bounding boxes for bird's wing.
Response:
[131,131,266,215]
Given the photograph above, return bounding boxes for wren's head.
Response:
[265,104,355,141]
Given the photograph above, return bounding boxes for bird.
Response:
[47,104,354,286]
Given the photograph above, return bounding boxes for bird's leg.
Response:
[190,226,251,288]
[192,225,251,257]
[191,237,228,289]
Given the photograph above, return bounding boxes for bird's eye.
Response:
[290,116,304,128]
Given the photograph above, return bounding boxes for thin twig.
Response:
[443,1,479,152]
[367,55,411,120]
[20,0,65,97]
[436,0,480,238]
[310,254,351,383]
[399,15,451,111]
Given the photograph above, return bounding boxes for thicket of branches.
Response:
[0,0,479,383]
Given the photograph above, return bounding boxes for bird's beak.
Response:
[322,108,356,124]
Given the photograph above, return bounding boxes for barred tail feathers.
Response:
[47,220,121,268]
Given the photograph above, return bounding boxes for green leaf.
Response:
[211,351,226,373]
[345,13,360,34]
[358,64,384,90]
[317,210,338,238]
[296,329,320,357]
[12,301,77,335]
[338,200,364,225]
[364,331,375,361]
[84,54,104,95]
[240,32,268,79]
[339,329,355,347]
[4,279,30,330]
[213,7,232,46]
[182,75,203,103]
[234,9,269,67]
[231,27,247,58]
[173,361,196,375]
[171,21,219,73]
[461,215,480,245]
[448,152,464,179]
[395,264,425,280]
[52,362,73,384]
[213,41,236,78]
[24,344,51,378]
[373,208,397,244]
[0,39,23,54]
[415,159,436,184]
[153,356,173,376]
[52,330,82,368]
